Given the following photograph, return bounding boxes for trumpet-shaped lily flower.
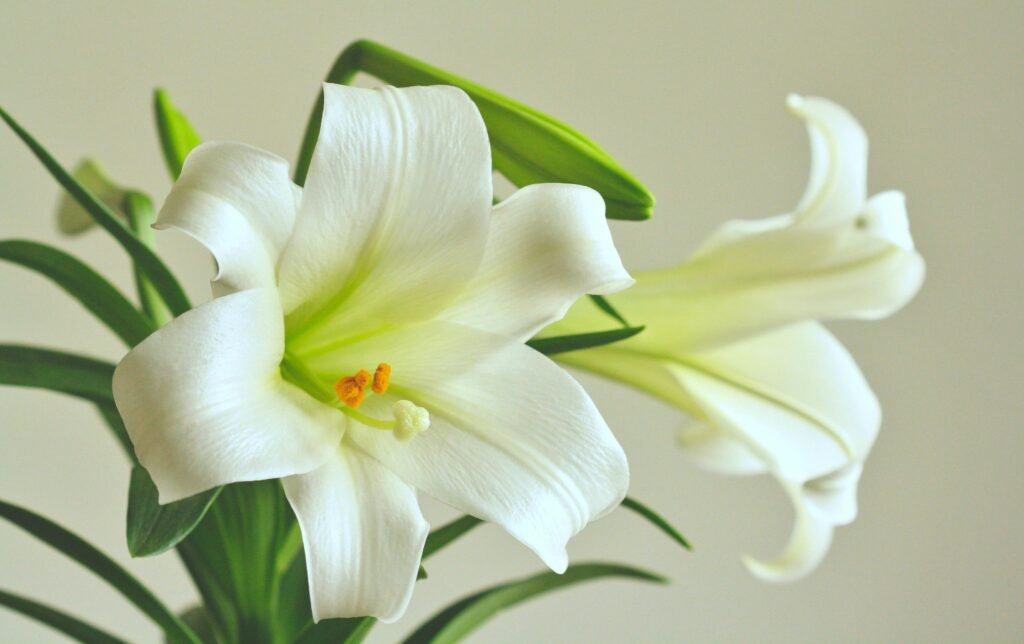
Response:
[112,84,633,622]
[546,95,924,581]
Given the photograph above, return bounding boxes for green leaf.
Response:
[127,465,221,557]
[0,499,201,644]
[295,40,655,221]
[622,496,692,551]
[293,616,375,644]
[527,326,644,356]
[589,293,630,327]
[154,88,202,180]
[0,587,128,644]
[0,239,154,346]
[95,401,134,458]
[54,159,129,235]
[422,514,482,559]
[0,344,115,403]
[403,562,667,644]
[0,106,191,316]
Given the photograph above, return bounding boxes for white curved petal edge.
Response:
[440,183,633,341]
[282,443,428,623]
[744,463,864,582]
[743,480,835,582]
[113,289,344,503]
[308,320,629,573]
[279,84,492,344]
[676,422,769,476]
[787,94,867,225]
[156,142,300,296]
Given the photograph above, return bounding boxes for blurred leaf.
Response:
[0,344,114,403]
[0,499,201,643]
[55,159,129,235]
[127,465,221,557]
[0,106,191,316]
[295,40,655,221]
[422,514,482,559]
[0,239,154,346]
[154,89,202,180]
[527,326,644,356]
[0,588,128,644]
[403,562,667,644]
[622,496,692,551]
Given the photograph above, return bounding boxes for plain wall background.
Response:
[2,1,1021,641]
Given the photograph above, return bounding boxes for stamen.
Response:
[372,363,391,394]
[334,376,366,408]
[353,369,371,389]
[392,400,431,442]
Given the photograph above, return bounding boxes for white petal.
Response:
[585,204,925,352]
[301,320,629,572]
[279,85,492,350]
[787,94,867,225]
[440,184,633,341]
[671,322,879,482]
[156,142,300,295]
[112,289,344,503]
[802,461,863,525]
[743,480,835,582]
[676,422,769,476]
[282,442,428,623]
[859,190,916,250]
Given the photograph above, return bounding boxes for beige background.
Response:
[2,1,1021,641]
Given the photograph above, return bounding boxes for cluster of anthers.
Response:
[333,363,430,442]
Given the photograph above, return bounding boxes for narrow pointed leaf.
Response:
[295,40,654,220]
[423,515,482,559]
[1,106,191,316]
[96,401,133,457]
[0,240,154,346]
[527,326,644,356]
[403,562,667,644]
[154,89,202,180]
[127,465,221,557]
[0,588,128,644]
[589,293,630,327]
[0,499,201,644]
[622,496,692,551]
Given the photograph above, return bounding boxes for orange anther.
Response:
[372,363,391,394]
[334,376,366,408]
[354,369,371,389]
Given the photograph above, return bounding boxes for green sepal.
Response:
[0,499,201,643]
[295,40,654,221]
[403,562,667,644]
[126,465,221,557]
[0,588,129,644]
[154,88,202,180]
[527,325,644,356]
[622,496,692,551]
[0,239,155,347]
[0,106,191,316]
[54,159,129,235]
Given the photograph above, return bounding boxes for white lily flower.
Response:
[547,96,924,581]
[112,84,633,622]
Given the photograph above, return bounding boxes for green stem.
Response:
[123,191,173,327]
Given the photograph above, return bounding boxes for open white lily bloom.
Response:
[112,84,632,622]
[546,96,924,581]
